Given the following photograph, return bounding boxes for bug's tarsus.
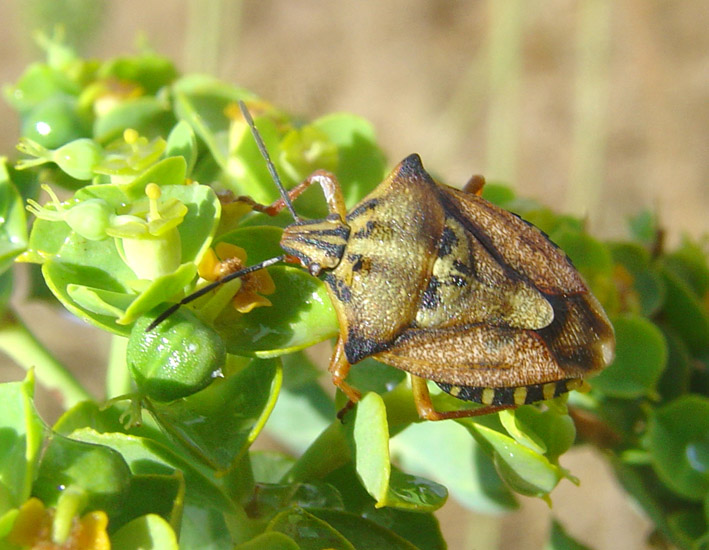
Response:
[238,100,300,222]
[147,255,286,332]
[336,400,357,422]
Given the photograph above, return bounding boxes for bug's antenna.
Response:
[146,254,285,331]
[238,100,301,222]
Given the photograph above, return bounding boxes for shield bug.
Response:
[150,101,615,420]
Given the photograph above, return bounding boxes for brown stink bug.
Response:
[150,101,615,421]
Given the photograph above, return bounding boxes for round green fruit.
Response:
[127,308,226,401]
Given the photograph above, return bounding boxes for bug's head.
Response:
[281,214,350,277]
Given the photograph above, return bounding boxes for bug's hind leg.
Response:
[410,375,514,421]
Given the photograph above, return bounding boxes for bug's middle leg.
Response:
[328,337,362,418]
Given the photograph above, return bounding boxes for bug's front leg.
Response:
[235,170,347,219]
[329,337,362,418]
[410,375,514,421]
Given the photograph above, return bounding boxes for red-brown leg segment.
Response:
[328,337,364,420]
[462,174,486,196]
[328,337,362,404]
[410,375,514,421]
[236,169,347,219]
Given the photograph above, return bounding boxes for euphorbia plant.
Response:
[0,37,706,550]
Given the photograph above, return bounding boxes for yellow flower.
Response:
[8,497,110,550]
[198,243,275,313]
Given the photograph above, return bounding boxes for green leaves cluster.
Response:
[485,185,709,549]
[0,37,706,549]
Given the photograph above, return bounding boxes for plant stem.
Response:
[105,334,130,400]
[0,310,91,408]
[282,421,350,483]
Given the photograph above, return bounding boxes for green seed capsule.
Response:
[20,95,89,149]
[51,138,103,180]
[127,308,226,402]
[64,198,113,240]
[16,137,102,181]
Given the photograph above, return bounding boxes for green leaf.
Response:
[172,77,255,174]
[251,451,296,484]
[234,532,299,550]
[4,62,79,113]
[53,400,168,447]
[306,113,387,215]
[41,254,134,336]
[0,160,28,275]
[657,325,693,401]
[347,392,390,506]
[166,120,198,176]
[93,96,173,143]
[267,507,356,550]
[610,242,665,316]
[309,508,420,550]
[646,395,709,500]
[112,473,184,534]
[99,53,178,95]
[464,421,562,498]
[628,210,659,247]
[499,409,547,454]
[33,432,132,514]
[110,156,186,200]
[660,262,709,356]
[382,469,448,512]
[179,504,235,550]
[0,371,45,513]
[118,262,197,324]
[66,284,134,318]
[111,514,179,550]
[667,509,709,550]
[391,419,518,513]
[244,482,344,521]
[345,392,447,510]
[147,358,282,473]
[215,266,338,357]
[591,314,667,399]
[546,519,593,550]
[500,406,576,463]
[663,239,709,298]
[67,428,236,514]
[323,464,446,550]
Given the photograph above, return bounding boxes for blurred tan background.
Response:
[0,1,707,549]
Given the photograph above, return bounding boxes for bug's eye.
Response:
[309,263,322,277]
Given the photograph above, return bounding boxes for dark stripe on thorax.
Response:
[297,236,346,257]
[346,198,380,221]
